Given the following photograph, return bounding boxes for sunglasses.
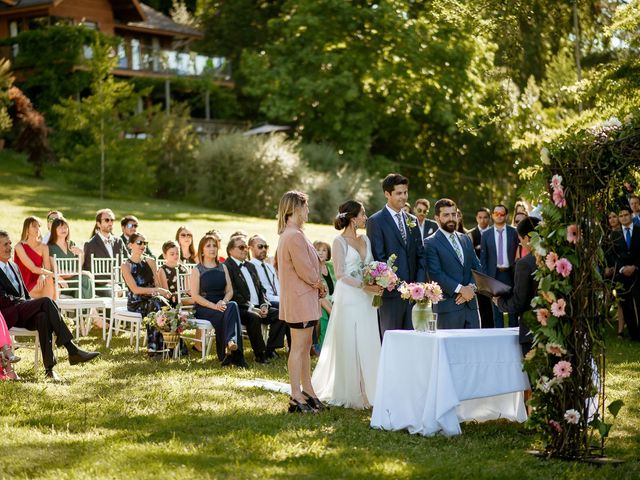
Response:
[492,212,506,217]
[126,223,138,229]
[134,240,149,246]
[102,218,114,223]
[256,244,269,250]
[415,208,427,214]
[180,233,193,238]
[235,245,247,251]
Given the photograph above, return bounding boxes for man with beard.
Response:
[425,198,481,329]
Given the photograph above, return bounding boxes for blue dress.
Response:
[126,258,169,352]
[194,264,244,361]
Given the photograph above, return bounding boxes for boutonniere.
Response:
[405,216,417,229]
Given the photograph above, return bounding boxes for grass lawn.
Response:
[1,153,639,479]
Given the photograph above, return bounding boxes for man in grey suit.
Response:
[425,198,481,329]
[480,204,519,327]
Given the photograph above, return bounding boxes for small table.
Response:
[370,328,529,436]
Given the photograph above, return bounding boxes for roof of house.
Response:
[0,0,53,10]
[121,2,201,38]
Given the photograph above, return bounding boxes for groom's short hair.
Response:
[434,198,457,216]
[382,174,408,193]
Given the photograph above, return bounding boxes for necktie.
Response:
[449,233,464,264]
[497,229,504,266]
[2,263,20,293]
[261,262,278,295]
[625,227,631,249]
[396,213,407,243]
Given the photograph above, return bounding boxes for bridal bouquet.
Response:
[144,306,195,334]
[397,281,443,306]
[362,254,399,308]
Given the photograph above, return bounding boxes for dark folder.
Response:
[472,269,512,297]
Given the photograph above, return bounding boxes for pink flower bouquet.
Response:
[362,254,399,307]
[144,306,195,333]
[397,281,443,306]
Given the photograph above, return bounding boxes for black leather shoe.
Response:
[254,353,270,364]
[221,355,233,367]
[68,349,100,366]
[265,350,279,360]
[302,390,329,411]
[288,397,317,413]
[45,369,64,382]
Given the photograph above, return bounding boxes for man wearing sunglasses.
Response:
[479,204,519,328]
[42,210,63,244]
[82,209,126,274]
[120,215,154,258]
[248,235,280,307]
[414,199,438,244]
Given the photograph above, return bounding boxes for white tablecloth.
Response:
[370,328,529,436]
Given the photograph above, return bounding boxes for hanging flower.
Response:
[552,187,567,208]
[545,252,559,270]
[553,360,573,379]
[546,342,567,357]
[551,299,567,317]
[549,419,563,432]
[566,224,580,244]
[564,409,580,424]
[550,174,563,189]
[536,308,550,326]
[555,258,573,277]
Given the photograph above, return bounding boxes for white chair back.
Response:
[53,255,85,299]
[91,255,120,297]
[176,269,191,304]
[155,258,166,268]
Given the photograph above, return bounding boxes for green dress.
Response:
[48,243,93,299]
[318,261,336,349]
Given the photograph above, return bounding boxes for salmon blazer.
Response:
[276,225,322,323]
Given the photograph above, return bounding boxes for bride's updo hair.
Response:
[334,200,363,230]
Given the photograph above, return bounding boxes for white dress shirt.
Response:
[249,258,279,302]
[97,232,115,257]
[232,257,260,306]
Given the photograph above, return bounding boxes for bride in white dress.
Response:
[312,200,383,409]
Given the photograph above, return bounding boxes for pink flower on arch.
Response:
[546,342,567,357]
[553,187,567,208]
[536,308,550,326]
[566,224,580,244]
[551,299,567,317]
[556,258,573,277]
[550,174,563,189]
[549,419,563,432]
[553,360,573,379]
[564,409,580,425]
[545,252,559,270]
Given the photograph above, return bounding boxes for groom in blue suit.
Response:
[425,198,481,329]
[367,174,426,338]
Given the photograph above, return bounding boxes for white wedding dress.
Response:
[311,235,381,409]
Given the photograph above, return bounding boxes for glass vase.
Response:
[412,301,436,332]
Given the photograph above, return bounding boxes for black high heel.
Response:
[288,397,316,413]
[302,391,329,411]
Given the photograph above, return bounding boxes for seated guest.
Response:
[48,217,92,299]
[190,235,247,367]
[175,226,198,264]
[205,229,225,262]
[0,230,99,381]
[157,240,191,307]
[0,310,20,380]
[121,232,172,356]
[14,216,54,299]
[248,235,280,307]
[225,235,286,363]
[120,215,154,257]
[83,209,126,273]
[42,210,63,244]
[313,240,335,350]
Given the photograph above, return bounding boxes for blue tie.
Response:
[625,227,632,249]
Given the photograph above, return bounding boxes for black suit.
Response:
[468,226,493,328]
[0,260,73,370]
[497,253,537,353]
[224,258,285,357]
[607,225,640,341]
[82,234,126,271]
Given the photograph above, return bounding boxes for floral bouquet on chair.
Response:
[143,306,195,334]
[362,254,399,308]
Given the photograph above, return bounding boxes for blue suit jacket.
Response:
[479,225,519,278]
[367,207,426,297]
[425,230,481,314]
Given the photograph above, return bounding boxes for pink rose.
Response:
[555,258,572,277]
[551,298,566,317]
[566,224,580,244]
[553,360,572,379]
[545,252,559,270]
[549,419,563,432]
[536,308,550,326]
[410,284,425,301]
[552,187,567,208]
[550,174,563,189]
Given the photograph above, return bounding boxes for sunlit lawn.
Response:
[1,153,639,479]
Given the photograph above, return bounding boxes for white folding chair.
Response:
[176,270,214,362]
[53,255,107,338]
[155,258,166,268]
[9,327,40,368]
[106,263,145,353]
[91,255,126,340]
